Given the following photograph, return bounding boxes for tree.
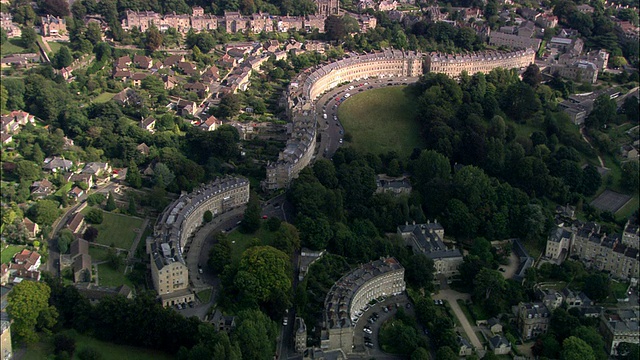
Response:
[582,273,610,302]
[266,217,281,231]
[297,215,332,250]
[218,93,241,119]
[84,208,103,224]
[53,46,73,70]
[57,229,75,253]
[104,192,116,211]
[15,160,41,182]
[561,336,596,360]
[125,160,142,188]
[240,192,261,234]
[405,253,435,290]
[144,25,163,51]
[586,94,617,128]
[572,326,607,360]
[472,268,507,315]
[234,246,292,305]
[8,281,58,343]
[522,64,542,88]
[53,332,76,357]
[208,236,232,274]
[76,347,102,360]
[618,343,640,360]
[325,16,345,41]
[621,161,639,192]
[0,84,7,113]
[83,226,99,242]
[435,346,458,360]
[203,210,213,223]
[107,246,123,270]
[411,347,431,360]
[21,27,38,51]
[41,0,70,17]
[28,200,61,226]
[152,162,175,189]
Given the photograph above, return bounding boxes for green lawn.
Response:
[46,41,68,55]
[93,92,117,103]
[197,288,212,303]
[337,86,425,158]
[1,244,25,264]
[226,221,277,261]
[97,263,133,288]
[611,281,629,299]
[82,210,144,250]
[1,38,28,56]
[54,182,73,197]
[22,332,173,360]
[88,245,111,262]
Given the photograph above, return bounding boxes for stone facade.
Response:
[322,257,405,354]
[397,221,463,277]
[517,302,551,340]
[425,49,535,78]
[599,310,640,356]
[149,177,249,306]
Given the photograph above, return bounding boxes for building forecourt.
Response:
[321,257,405,354]
[148,176,250,306]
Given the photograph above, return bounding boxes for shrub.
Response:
[84,208,103,224]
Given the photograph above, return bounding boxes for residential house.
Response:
[211,309,237,332]
[377,0,398,11]
[487,317,503,334]
[30,179,55,199]
[115,56,131,70]
[489,335,511,355]
[177,61,200,76]
[22,217,39,239]
[113,70,131,80]
[41,15,66,36]
[3,110,35,126]
[140,117,156,132]
[177,99,197,116]
[133,54,153,69]
[535,288,564,310]
[202,65,220,82]
[112,88,138,105]
[82,162,111,177]
[264,39,279,53]
[397,221,463,277]
[0,264,8,286]
[67,212,86,235]
[69,173,94,189]
[10,249,42,281]
[163,55,184,68]
[0,53,41,68]
[184,82,209,98]
[200,116,221,131]
[218,53,237,68]
[130,72,148,87]
[69,186,84,199]
[457,336,474,356]
[375,175,412,195]
[42,156,73,172]
[517,302,550,340]
[163,75,179,90]
[137,143,150,155]
[1,133,12,145]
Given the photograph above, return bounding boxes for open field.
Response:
[1,244,25,264]
[82,210,144,249]
[1,38,28,56]
[22,332,173,360]
[337,86,424,158]
[93,92,116,103]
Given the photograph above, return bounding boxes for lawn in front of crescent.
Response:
[336,86,424,158]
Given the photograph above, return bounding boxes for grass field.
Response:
[46,41,68,55]
[1,38,28,56]
[1,244,25,264]
[97,263,133,288]
[22,332,173,360]
[197,288,212,303]
[226,221,276,261]
[337,86,424,158]
[82,210,144,250]
[93,92,116,103]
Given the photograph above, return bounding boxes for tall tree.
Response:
[20,27,38,51]
[8,281,58,343]
[234,246,292,304]
[585,94,617,129]
[28,199,61,226]
[561,336,596,360]
[53,46,73,69]
[125,160,142,188]
[104,191,116,211]
[240,191,261,234]
[522,64,542,88]
[144,25,163,51]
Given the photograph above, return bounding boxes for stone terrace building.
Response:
[397,221,463,277]
[599,309,640,356]
[517,302,551,340]
[263,50,422,191]
[322,257,405,353]
[149,177,249,306]
[425,49,535,78]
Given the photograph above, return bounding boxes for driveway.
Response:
[433,289,484,350]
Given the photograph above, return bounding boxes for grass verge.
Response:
[197,289,212,303]
[97,263,133,288]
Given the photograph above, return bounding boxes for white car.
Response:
[283,318,288,326]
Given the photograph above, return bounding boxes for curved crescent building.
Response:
[321,257,406,353]
[149,176,250,306]
[263,48,534,191]
[263,50,423,191]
